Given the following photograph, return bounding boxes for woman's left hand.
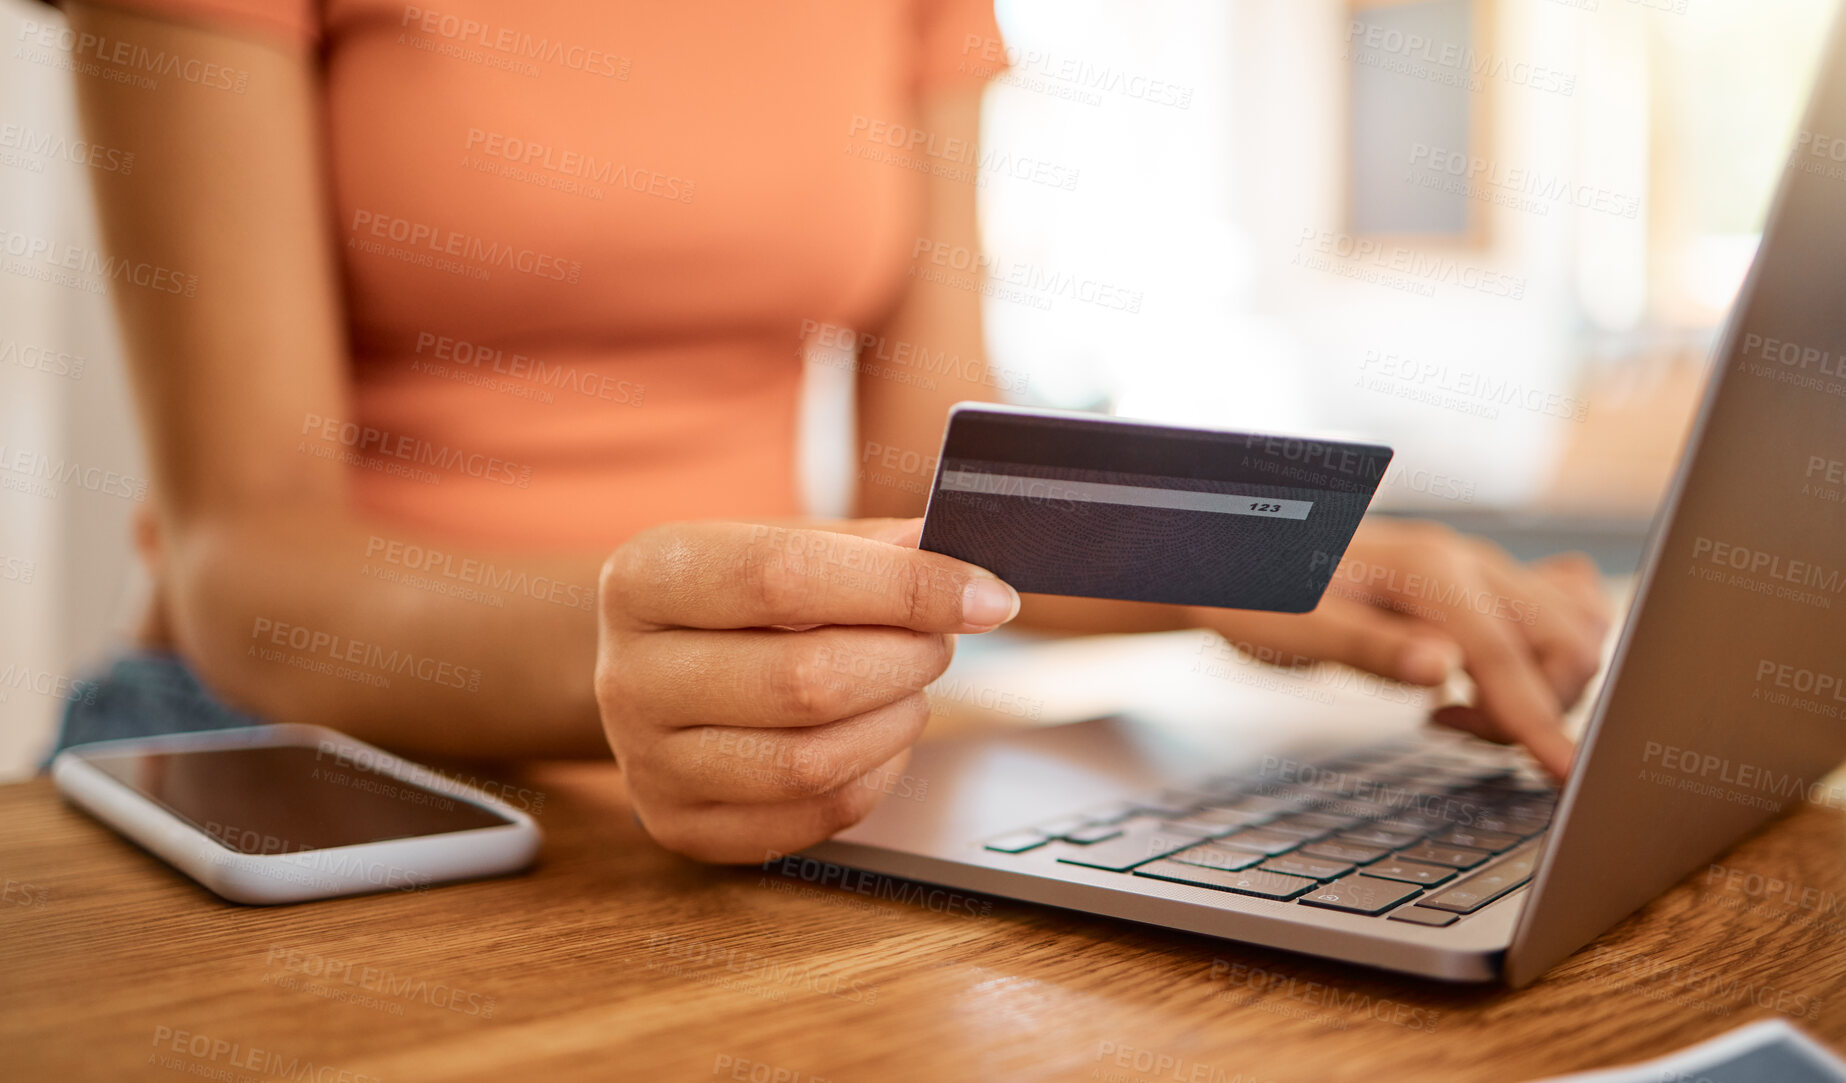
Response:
[1186,518,1613,778]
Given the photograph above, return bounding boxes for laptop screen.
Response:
[1507,6,1846,986]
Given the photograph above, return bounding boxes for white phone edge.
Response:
[50,723,542,905]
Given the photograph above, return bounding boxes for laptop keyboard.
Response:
[980,737,1554,927]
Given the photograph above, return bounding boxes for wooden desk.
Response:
[7,759,1846,1083]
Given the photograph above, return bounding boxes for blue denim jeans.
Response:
[46,651,266,765]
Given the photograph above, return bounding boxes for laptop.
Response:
[801,12,1846,986]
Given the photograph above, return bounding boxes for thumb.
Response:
[829,517,925,548]
[1198,599,1463,687]
[734,516,926,547]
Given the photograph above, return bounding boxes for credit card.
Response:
[918,404,1393,612]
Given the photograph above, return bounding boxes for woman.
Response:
[56,0,1607,862]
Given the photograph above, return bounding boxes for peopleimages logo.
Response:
[1357,348,1588,422]
[349,210,582,284]
[0,338,86,379]
[1208,960,1442,1031]
[399,6,629,78]
[844,115,1080,192]
[1738,332,1846,378]
[1691,537,1845,592]
[1643,734,1846,806]
[412,332,644,406]
[0,663,97,705]
[0,444,149,501]
[804,319,1029,394]
[1293,228,1526,300]
[300,413,532,488]
[248,617,483,693]
[760,851,993,919]
[0,224,198,297]
[365,535,595,611]
[646,931,878,1004]
[148,1026,382,1083]
[264,946,496,1018]
[909,237,1144,313]
[464,129,695,204]
[15,19,251,92]
[1407,144,1636,218]
[957,34,1195,109]
[0,122,134,174]
[1344,20,1575,96]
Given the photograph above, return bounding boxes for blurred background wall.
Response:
[2,0,1835,777]
[2,0,150,778]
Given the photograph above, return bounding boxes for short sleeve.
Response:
[38,0,318,48]
[912,0,1008,95]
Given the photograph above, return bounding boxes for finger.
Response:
[1431,589,1576,779]
[763,522,924,630]
[1431,704,1524,749]
[604,521,1017,633]
[618,625,952,729]
[1350,532,1576,775]
[645,694,930,809]
[756,517,925,547]
[1532,551,1613,634]
[636,751,913,864]
[1199,595,1463,686]
[1475,558,1606,709]
[1430,703,1579,776]
[846,517,924,548]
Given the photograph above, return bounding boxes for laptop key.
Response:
[1297,875,1423,916]
[1080,801,1140,825]
[1360,859,1456,887]
[1063,823,1125,845]
[1129,798,1195,818]
[1304,798,1396,820]
[1056,825,1200,872]
[1299,839,1392,864]
[1468,813,1548,837]
[1134,860,1319,900]
[1168,807,1272,831]
[1388,906,1460,928]
[1168,843,1265,872]
[1396,842,1492,870]
[1132,789,1214,816]
[1420,847,1540,914]
[1285,811,1365,831]
[1035,816,1091,837]
[1259,816,1339,841]
[1260,855,1355,881]
[1156,817,1236,838]
[1336,827,1425,848]
[982,832,1047,854]
[1213,829,1307,856]
[1205,794,1296,817]
[1373,813,1454,834]
[1302,802,1380,822]
[1432,828,1521,852]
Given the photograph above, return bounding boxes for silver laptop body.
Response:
[803,10,1846,985]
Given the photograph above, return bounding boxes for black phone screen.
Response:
[89,744,515,854]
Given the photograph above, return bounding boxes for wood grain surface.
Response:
[7,758,1846,1083]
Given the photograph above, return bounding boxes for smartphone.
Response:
[52,724,541,904]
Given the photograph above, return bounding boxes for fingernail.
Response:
[1399,639,1463,685]
[962,576,1020,628]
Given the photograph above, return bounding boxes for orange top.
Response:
[90,0,1002,548]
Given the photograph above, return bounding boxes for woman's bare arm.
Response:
[852,84,1002,518]
[69,3,607,758]
[852,86,1188,634]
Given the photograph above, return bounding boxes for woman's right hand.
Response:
[594,518,1020,863]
